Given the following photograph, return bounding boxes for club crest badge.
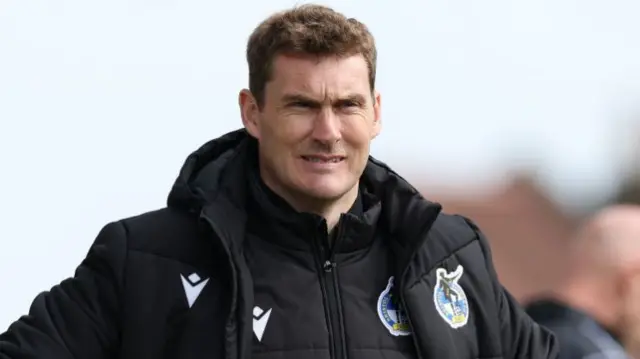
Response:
[377,276,411,336]
[433,265,469,329]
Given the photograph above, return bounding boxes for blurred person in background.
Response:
[526,205,640,358]
[0,4,558,359]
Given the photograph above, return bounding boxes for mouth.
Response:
[300,155,346,163]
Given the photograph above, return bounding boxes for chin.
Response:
[296,179,357,201]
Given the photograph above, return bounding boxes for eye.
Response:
[290,101,316,109]
[336,100,362,110]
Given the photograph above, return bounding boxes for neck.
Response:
[260,173,359,233]
[311,186,359,232]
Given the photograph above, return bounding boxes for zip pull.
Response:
[323,260,336,272]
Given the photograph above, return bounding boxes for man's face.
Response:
[618,267,640,348]
[240,53,381,203]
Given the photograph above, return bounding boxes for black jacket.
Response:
[0,129,558,359]
[526,299,628,359]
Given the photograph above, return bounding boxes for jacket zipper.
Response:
[314,218,347,359]
[200,211,244,359]
[397,206,442,359]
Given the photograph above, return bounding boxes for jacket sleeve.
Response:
[0,221,127,359]
[467,218,560,359]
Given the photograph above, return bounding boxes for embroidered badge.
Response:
[377,276,411,336]
[434,265,469,329]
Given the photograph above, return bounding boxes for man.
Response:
[0,4,557,358]
[526,205,640,358]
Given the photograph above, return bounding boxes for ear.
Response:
[371,90,382,139]
[239,89,261,139]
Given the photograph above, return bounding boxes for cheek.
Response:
[617,274,640,325]
[341,117,374,148]
[341,121,372,172]
[260,115,307,148]
[627,277,640,310]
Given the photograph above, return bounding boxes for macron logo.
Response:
[180,272,209,308]
[253,306,272,342]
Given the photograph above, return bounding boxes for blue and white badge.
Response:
[377,276,411,336]
[433,265,469,329]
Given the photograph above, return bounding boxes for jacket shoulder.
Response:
[114,207,219,267]
[431,213,478,246]
[406,212,504,291]
[419,213,482,268]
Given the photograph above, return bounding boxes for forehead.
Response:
[268,54,370,98]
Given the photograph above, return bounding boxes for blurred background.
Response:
[2,0,640,330]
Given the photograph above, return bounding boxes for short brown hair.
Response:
[246,4,377,107]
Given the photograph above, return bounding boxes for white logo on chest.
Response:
[253,306,272,342]
[180,272,209,308]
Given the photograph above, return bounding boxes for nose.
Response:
[311,108,341,145]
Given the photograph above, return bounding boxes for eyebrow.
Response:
[281,94,318,104]
[281,93,367,106]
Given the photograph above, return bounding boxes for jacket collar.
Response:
[169,129,442,256]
